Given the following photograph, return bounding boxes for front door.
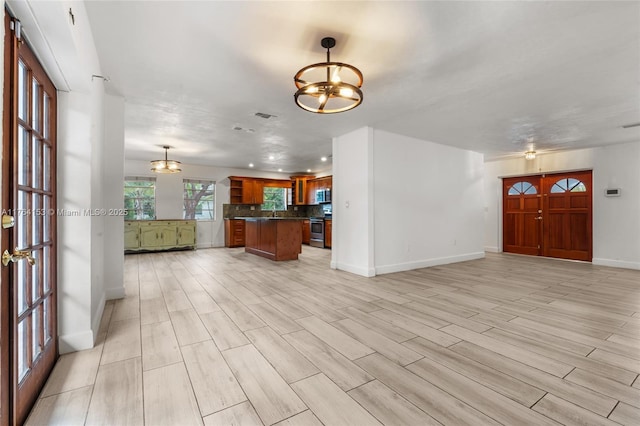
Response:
[1,13,58,425]
[502,171,592,262]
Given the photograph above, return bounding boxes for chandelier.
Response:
[150,146,182,173]
[294,37,363,114]
[524,151,536,160]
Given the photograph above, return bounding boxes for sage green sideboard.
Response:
[125,220,196,252]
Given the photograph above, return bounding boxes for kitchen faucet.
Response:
[272,208,277,218]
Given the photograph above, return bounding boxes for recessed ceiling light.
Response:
[278,168,282,172]
[307,169,311,173]
[269,155,275,160]
[249,163,254,168]
[321,156,327,162]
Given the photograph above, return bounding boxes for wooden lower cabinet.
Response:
[302,219,310,245]
[324,219,332,248]
[225,219,246,247]
[244,218,302,261]
[125,220,196,252]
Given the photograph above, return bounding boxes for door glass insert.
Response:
[508,181,537,195]
[551,178,587,193]
[32,79,41,133]
[18,60,27,120]
[31,249,39,303]
[17,319,28,382]
[18,126,28,186]
[32,305,42,360]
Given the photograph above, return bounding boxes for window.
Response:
[550,178,586,193]
[124,177,156,220]
[508,181,537,195]
[262,187,287,211]
[184,179,215,220]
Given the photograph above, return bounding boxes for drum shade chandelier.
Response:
[294,37,363,114]
[151,146,182,173]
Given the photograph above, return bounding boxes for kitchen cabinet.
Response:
[324,219,332,248]
[225,219,246,247]
[125,220,197,252]
[244,218,302,261]
[301,219,310,244]
[228,176,264,204]
[290,175,315,205]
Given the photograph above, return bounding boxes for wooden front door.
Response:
[542,171,592,261]
[503,176,542,256]
[503,171,592,262]
[1,14,58,425]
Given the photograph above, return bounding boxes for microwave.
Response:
[316,188,331,204]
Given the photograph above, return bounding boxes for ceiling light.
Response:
[150,146,181,173]
[307,169,312,173]
[525,151,536,160]
[294,37,363,114]
[249,163,254,168]
[321,156,327,162]
[268,155,275,160]
[278,168,283,172]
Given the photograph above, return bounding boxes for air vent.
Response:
[255,112,277,119]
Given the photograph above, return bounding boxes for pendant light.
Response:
[150,146,182,173]
[294,37,363,114]
[524,151,536,160]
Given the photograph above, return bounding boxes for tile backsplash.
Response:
[223,204,325,219]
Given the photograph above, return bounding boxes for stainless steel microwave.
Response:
[316,188,331,204]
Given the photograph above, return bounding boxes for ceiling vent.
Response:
[255,112,277,119]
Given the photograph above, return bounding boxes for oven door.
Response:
[310,220,325,248]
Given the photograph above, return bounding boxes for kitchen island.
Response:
[244,218,302,261]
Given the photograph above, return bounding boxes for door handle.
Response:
[2,248,35,266]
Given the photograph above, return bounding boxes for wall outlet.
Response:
[235,206,239,210]
[294,206,298,211]
[250,206,255,210]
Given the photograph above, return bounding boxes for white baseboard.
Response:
[592,258,640,270]
[484,246,500,253]
[105,286,125,300]
[375,252,486,275]
[58,330,94,354]
[335,262,376,277]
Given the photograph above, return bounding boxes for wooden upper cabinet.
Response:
[228,176,267,204]
[290,175,315,205]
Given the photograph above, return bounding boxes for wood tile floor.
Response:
[27,247,640,425]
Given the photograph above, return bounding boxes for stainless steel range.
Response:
[309,217,325,248]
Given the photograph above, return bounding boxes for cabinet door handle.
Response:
[156,233,159,239]
[161,232,164,239]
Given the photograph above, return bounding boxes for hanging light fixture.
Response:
[150,146,182,173]
[525,150,536,160]
[294,37,363,114]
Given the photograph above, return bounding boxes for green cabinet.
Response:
[125,220,196,252]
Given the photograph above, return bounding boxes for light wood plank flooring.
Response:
[27,247,640,425]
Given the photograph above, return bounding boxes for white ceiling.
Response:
[85,1,640,173]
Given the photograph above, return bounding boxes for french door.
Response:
[503,171,592,261]
[1,13,58,425]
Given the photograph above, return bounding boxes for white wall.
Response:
[332,127,485,277]
[125,160,287,248]
[484,141,640,269]
[331,127,375,276]
[373,130,485,274]
[103,95,125,300]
